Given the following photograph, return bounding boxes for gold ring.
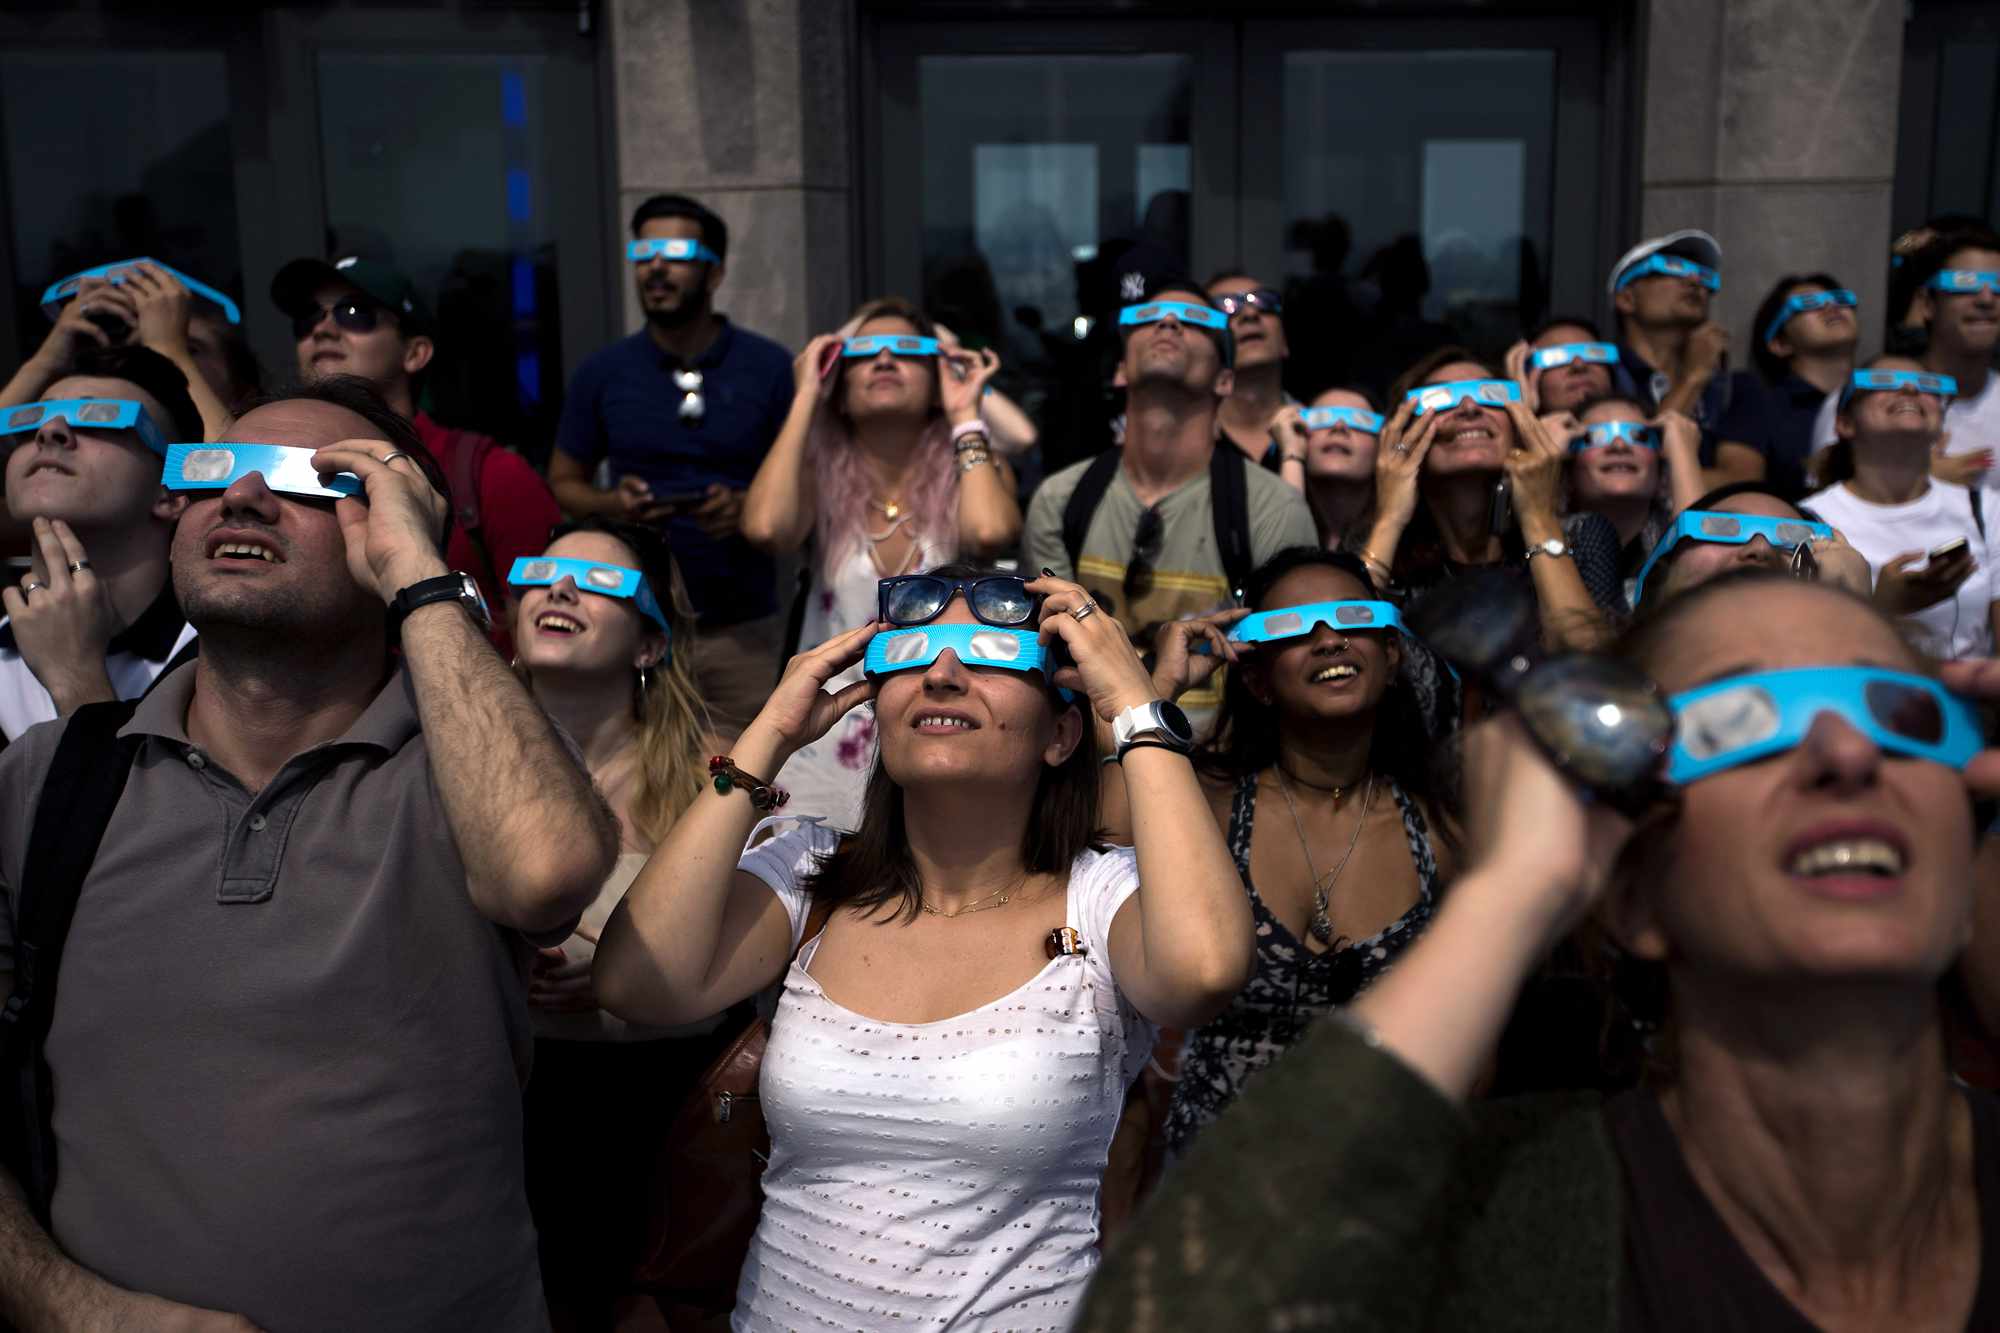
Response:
[21,581,43,596]
[67,560,89,575]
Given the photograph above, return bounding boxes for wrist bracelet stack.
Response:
[953,421,995,474]
[708,755,789,812]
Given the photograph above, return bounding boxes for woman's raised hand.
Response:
[1373,398,1439,533]
[1149,609,1250,702]
[739,620,882,763]
[1027,572,1159,722]
[792,332,843,398]
[940,345,1002,424]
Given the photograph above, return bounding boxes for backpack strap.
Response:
[1971,488,1986,542]
[0,699,143,1223]
[1059,450,1124,577]
[1207,442,1255,604]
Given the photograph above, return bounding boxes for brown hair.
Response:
[799,561,1102,921]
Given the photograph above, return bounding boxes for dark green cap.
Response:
[271,255,433,334]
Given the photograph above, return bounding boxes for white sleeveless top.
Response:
[777,534,951,830]
[731,823,1151,1332]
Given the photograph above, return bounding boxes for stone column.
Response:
[1638,0,1905,356]
[607,0,854,350]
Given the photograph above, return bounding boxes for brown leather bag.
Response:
[634,897,835,1318]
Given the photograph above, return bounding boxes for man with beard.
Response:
[549,194,793,734]
[0,376,616,1330]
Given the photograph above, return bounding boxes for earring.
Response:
[637,664,654,694]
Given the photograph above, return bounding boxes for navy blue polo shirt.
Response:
[555,319,793,623]
[1612,344,1741,469]
[1714,373,1824,501]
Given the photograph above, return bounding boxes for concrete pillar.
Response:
[1638,0,1904,356]
[606,0,854,352]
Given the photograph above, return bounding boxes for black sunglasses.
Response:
[878,574,1040,628]
[1216,287,1283,318]
[1124,505,1165,601]
[291,299,380,341]
[1406,571,1673,812]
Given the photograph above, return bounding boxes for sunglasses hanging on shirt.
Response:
[672,368,704,423]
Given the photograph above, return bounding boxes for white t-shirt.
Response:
[1809,371,2000,502]
[731,822,1151,1333]
[1804,480,1997,658]
[0,617,195,741]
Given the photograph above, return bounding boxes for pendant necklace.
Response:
[1272,766,1374,946]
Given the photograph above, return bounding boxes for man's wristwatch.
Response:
[1525,538,1572,563]
[1110,699,1195,758]
[388,572,491,635]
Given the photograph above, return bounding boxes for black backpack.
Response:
[1058,443,1255,605]
[0,699,143,1224]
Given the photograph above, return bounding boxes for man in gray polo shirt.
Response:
[0,377,617,1331]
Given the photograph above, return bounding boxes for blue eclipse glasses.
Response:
[1927,270,2000,297]
[1118,300,1230,332]
[1529,342,1619,372]
[627,238,721,265]
[842,334,940,359]
[1299,405,1385,434]
[161,442,362,500]
[1227,600,1405,645]
[507,556,669,633]
[1632,510,1833,603]
[1616,254,1721,292]
[1667,666,1982,785]
[1838,368,1959,409]
[1762,289,1857,344]
[1572,421,1660,453]
[2,399,168,455]
[862,623,1071,700]
[40,258,242,325]
[1405,379,1522,417]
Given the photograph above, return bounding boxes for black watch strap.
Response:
[389,573,489,635]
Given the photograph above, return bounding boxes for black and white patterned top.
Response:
[1162,770,1441,1157]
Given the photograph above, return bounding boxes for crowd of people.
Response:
[0,186,1995,1333]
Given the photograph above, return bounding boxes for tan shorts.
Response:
[686,612,784,740]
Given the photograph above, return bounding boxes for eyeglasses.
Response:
[1214,287,1282,318]
[1631,510,1834,603]
[1228,600,1405,645]
[1406,571,1673,809]
[1572,422,1660,453]
[40,257,243,324]
[1,399,167,455]
[507,556,670,633]
[842,334,940,359]
[160,442,363,500]
[1616,254,1721,292]
[1762,288,1858,344]
[863,624,1065,691]
[1404,379,1521,417]
[1125,504,1165,601]
[878,574,1039,629]
[672,368,705,424]
[1926,270,2000,296]
[627,238,721,265]
[1667,666,1981,785]
[290,299,380,341]
[1528,342,1618,371]
[1117,301,1230,331]
[1299,405,1384,434]
[1838,368,1958,409]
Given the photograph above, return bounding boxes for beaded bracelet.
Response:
[950,420,991,446]
[955,447,993,474]
[708,755,789,812]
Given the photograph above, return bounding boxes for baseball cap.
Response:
[271,255,433,334]
[1606,229,1723,297]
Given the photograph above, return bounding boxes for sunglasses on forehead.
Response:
[1,399,168,455]
[160,442,363,501]
[290,298,381,342]
[1528,342,1618,371]
[40,257,242,324]
[878,574,1039,628]
[1762,289,1857,344]
[1667,666,1982,784]
[1214,287,1282,317]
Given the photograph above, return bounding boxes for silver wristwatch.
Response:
[1526,538,1572,563]
[1110,699,1195,758]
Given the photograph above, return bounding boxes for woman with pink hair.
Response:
[743,297,1022,826]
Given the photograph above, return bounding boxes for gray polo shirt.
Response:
[0,664,548,1332]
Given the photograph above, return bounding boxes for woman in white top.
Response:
[595,565,1254,1331]
[1806,355,2000,659]
[510,518,724,1330]
[742,298,1023,828]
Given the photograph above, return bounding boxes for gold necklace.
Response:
[869,495,903,521]
[1272,767,1374,946]
[920,874,1027,918]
